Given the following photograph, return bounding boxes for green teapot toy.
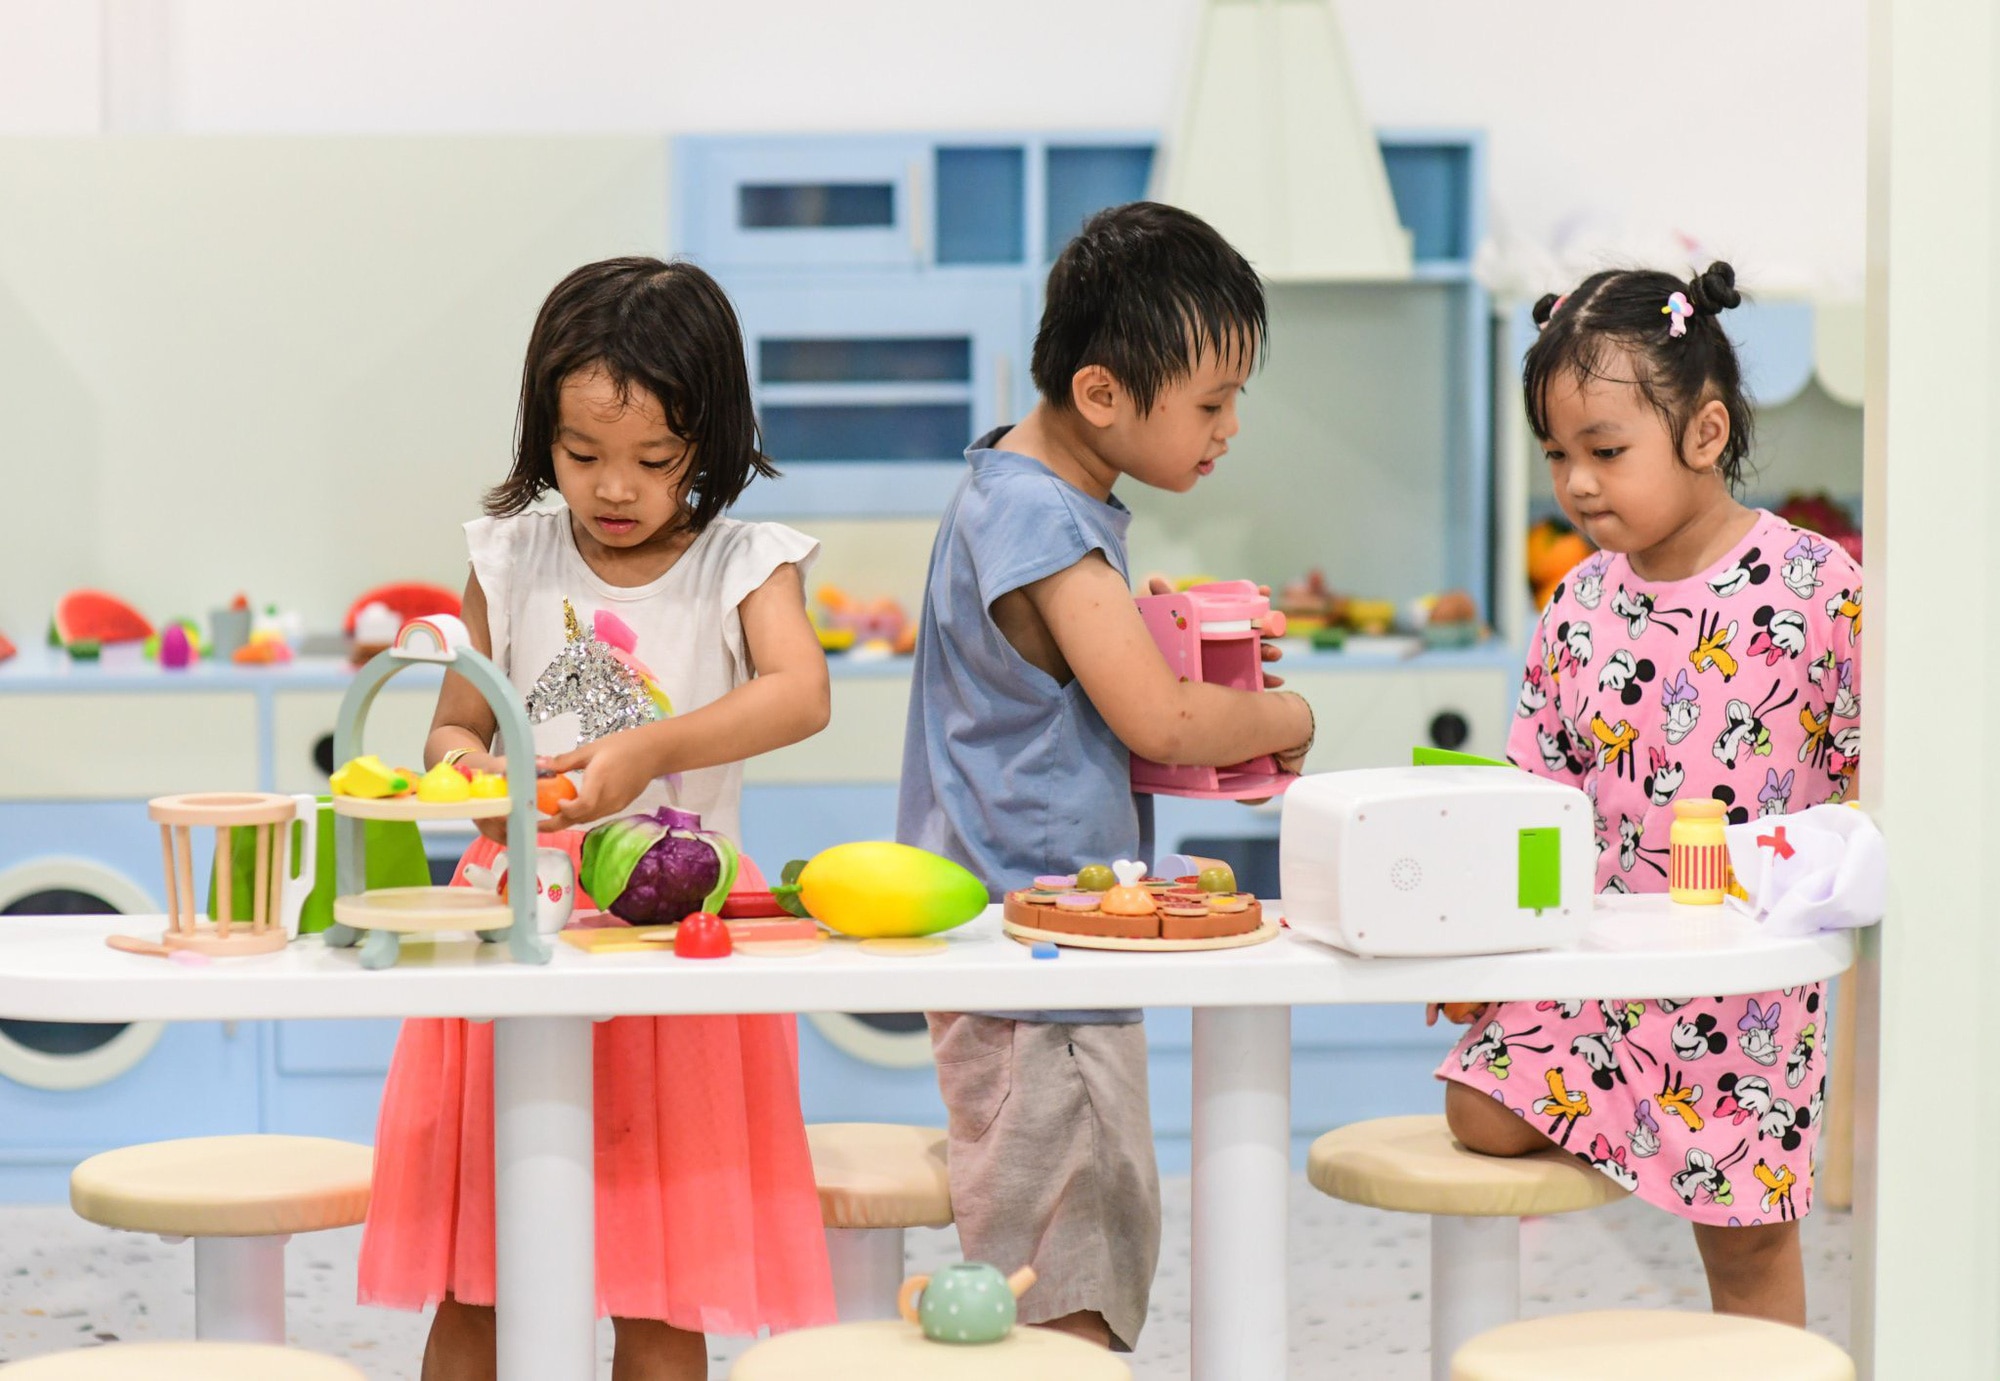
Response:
[897,1262,1037,1344]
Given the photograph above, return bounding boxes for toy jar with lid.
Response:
[1669,799,1730,905]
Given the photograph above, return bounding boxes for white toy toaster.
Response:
[1279,766,1594,957]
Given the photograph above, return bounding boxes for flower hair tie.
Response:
[1663,291,1694,337]
[1537,293,1569,332]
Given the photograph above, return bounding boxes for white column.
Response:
[1856,2,2000,1374]
[825,1227,908,1321]
[1190,1005,1289,1380]
[192,1235,286,1342]
[1428,1216,1518,1381]
[494,1016,597,1381]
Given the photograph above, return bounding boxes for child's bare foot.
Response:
[1038,1309,1114,1348]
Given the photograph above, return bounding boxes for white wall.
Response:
[2,0,1866,283]
[0,138,668,638]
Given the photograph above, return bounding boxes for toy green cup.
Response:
[897,1263,1036,1344]
[211,796,430,934]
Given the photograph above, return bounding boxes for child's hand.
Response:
[1426,1002,1489,1026]
[537,733,657,833]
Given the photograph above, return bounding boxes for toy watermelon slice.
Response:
[343,582,462,636]
[50,590,153,648]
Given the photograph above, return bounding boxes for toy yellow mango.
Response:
[793,841,988,938]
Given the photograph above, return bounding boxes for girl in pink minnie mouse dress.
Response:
[1434,263,1860,1327]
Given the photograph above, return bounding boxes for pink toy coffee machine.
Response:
[1131,579,1296,800]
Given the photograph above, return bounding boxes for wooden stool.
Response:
[70,1136,373,1344]
[1450,1309,1854,1380]
[1308,1114,1628,1381]
[730,1320,1129,1379]
[806,1123,952,1321]
[0,1341,366,1378]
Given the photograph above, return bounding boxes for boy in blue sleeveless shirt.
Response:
[898,203,1315,1350]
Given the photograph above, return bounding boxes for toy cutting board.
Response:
[560,917,824,954]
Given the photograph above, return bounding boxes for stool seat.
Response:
[71,1135,373,1238]
[1308,1114,1627,1217]
[807,1123,951,1229]
[0,1341,366,1379]
[731,1320,1129,1379]
[1451,1310,1854,1381]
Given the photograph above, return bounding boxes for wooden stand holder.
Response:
[147,792,303,956]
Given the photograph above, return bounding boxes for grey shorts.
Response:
[927,1012,1162,1351]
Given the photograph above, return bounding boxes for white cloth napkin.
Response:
[1723,804,1885,935]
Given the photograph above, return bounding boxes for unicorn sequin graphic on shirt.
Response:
[526,600,675,745]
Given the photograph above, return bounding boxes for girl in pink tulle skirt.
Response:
[358,257,836,1377]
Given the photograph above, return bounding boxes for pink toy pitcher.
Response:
[1132,580,1296,800]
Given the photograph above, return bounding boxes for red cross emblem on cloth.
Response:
[1757,826,1795,860]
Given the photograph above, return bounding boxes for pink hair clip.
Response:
[1663,291,1694,337]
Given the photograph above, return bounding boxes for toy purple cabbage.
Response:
[579,807,739,923]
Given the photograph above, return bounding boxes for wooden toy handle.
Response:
[897,1274,929,1324]
[1007,1265,1037,1299]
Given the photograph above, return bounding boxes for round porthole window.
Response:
[0,861,165,1091]
[806,1012,935,1069]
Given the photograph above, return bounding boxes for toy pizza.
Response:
[1002,860,1262,942]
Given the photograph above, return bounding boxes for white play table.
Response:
[0,899,1853,1381]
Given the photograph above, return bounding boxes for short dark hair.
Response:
[486,256,775,529]
[1032,202,1266,415]
[1525,261,1754,487]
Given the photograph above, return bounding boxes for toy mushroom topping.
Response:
[1099,859,1158,917]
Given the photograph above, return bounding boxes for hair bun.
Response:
[1531,292,1562,327]
[1686,261,1741,314]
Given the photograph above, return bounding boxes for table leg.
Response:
[494,1016,596,1381]
[1191,1005,1290,1381]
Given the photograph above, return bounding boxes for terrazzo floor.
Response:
[0,1178,1852,1378]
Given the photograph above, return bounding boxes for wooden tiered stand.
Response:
[319,629,547,969]
[148,791,303,956]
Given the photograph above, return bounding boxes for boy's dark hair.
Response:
[1032,202,1266,415]
[1525,261,1754,487]
[486,256,775,530]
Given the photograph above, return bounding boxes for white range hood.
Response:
[1154,0,1413,282]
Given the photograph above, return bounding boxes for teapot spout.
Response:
[1006,1266,1037,1300]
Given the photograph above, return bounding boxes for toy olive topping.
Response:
[1075,864,1117,892]
[1197,864,1237,894]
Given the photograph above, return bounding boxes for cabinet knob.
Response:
[313,734,336,776]
[1429,712,1470,751]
